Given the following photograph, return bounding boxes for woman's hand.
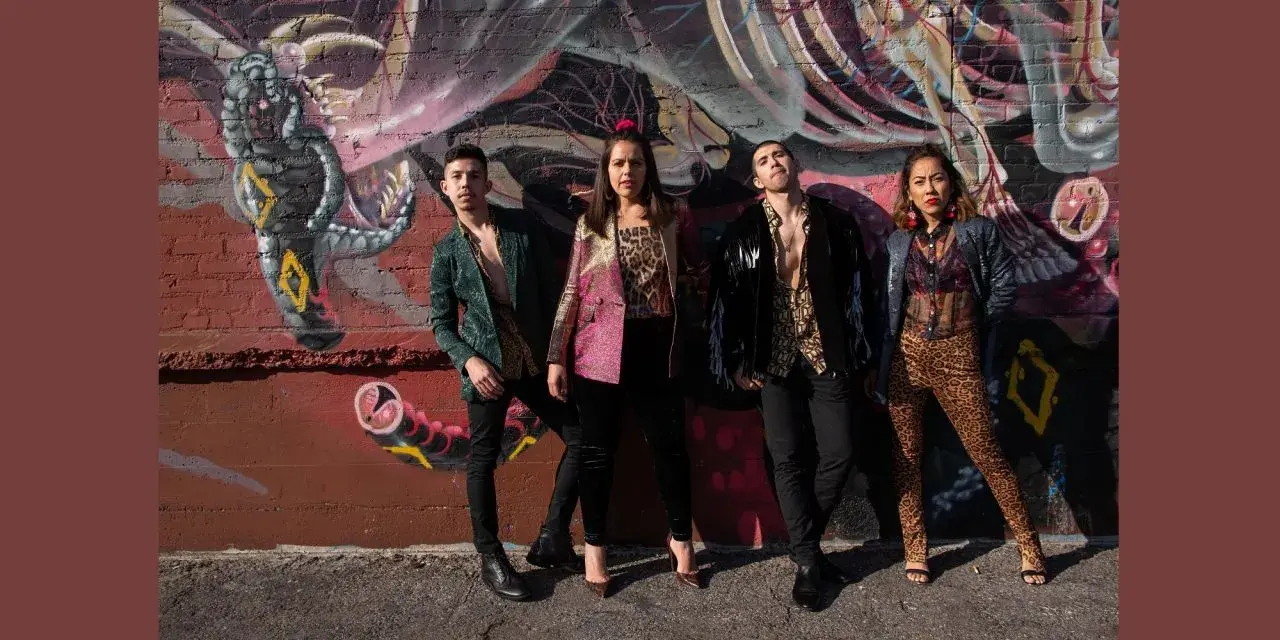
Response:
[548,363,570,402]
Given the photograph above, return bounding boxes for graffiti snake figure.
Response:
[221,50,416,350]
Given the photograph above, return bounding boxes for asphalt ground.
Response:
[160,540,1117,639]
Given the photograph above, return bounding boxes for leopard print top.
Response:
[763,198,827,377]
[617,225,674,319]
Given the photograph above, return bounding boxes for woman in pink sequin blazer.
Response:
[546,119,708,598]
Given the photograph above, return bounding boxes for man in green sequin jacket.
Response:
[428,144,583,602]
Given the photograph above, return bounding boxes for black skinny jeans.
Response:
[467,375,582,555]
[573,315,694,546]
[758,358,857,567]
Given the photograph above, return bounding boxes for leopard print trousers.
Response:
[887,328,1045,571]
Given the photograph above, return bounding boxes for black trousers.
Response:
[573,316,693,546]
[758,358,856,566]
[467,375,582,555]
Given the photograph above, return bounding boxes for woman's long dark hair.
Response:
[891,144,980,230]
[583,124,675,236]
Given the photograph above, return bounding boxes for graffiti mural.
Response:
[160,0,1119,344]
[220,50,416,350]
[354,381,545,470]
[158,0,1120,546]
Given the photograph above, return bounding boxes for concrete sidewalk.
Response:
[159,540,1117,640]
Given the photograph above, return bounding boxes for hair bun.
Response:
[614,118,638,133]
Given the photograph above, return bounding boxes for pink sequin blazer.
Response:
[547,207,707,384]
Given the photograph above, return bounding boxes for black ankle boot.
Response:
[791,564,822,611]
[479,551,531,601]
[526,531,585,574]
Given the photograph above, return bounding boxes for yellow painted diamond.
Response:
[239,164,278,229]
[1005,339,1060,437]
[278,249,310,313]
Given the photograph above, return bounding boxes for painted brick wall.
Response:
[158,0,1119,551]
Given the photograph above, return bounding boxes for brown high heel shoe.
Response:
[583,544,612,598]
[666,534,702,589]
[584,577,611,598]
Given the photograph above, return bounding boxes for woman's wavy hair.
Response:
[583,120,675,236]
[890,144,980,230]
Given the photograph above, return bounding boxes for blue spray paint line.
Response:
[956,0,984,44]
[1046,444,1067,500]
[159,449,269,496]
[653,3,704,33]
[683,2,754,67]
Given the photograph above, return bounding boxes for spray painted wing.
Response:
[987,192,1078,285]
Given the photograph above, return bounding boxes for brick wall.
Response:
[158,1,1119,551]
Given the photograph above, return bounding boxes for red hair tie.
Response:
[614,118,637,133]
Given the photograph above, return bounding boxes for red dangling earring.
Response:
[946,202,956,220]
[906,207,919,230]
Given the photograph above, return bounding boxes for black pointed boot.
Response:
[479,551,531,601]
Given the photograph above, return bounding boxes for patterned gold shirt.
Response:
[764,198,827,376]
[617,225,674,319]
[459,221,539,380]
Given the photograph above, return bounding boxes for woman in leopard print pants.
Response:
[871,145,1048,585]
